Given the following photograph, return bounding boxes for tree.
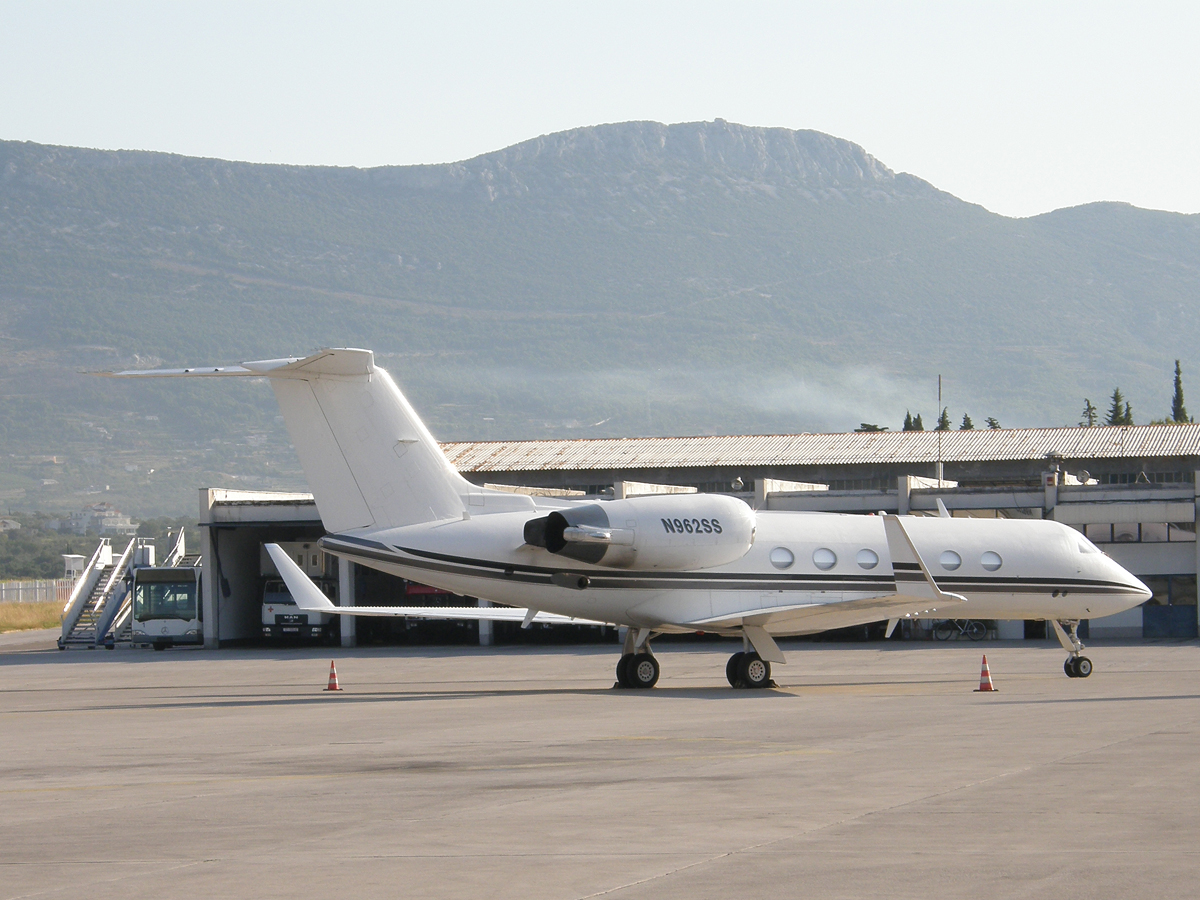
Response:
[985,417,1001,429]
[1172,360,1190,423]
[903,411,924,431]
[855,423,887,432]
[935,407,951,431]
[1123,402,1134,426]
[959,413,974,430]
[1080,399,1097,427]
[1106,388,1126,426]
[912,413,924,431]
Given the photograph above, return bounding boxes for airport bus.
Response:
[131,566,202,650]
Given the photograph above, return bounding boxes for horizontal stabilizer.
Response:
[266,544,607,626]
[103,349,375,380]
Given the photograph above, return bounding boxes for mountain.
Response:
[1,120,1198,515]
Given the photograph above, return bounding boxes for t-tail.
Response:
[108,348,472,532]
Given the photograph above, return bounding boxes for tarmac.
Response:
[2,635,1198,899]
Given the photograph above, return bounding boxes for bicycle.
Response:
[933,619,987,641]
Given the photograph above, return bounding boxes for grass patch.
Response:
[0,601,61,632]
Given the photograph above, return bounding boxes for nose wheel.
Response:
[1064,656,1093,678]
[1051,620,1093,678]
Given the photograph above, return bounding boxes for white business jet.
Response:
[112,348,1151,688]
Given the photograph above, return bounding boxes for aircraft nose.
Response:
[1128,574,1153,603]
[1107,556,1152,603]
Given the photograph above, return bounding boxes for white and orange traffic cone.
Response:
[324,660,343,692]
[974,654,997,692]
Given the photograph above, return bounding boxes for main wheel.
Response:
[628,653,660,689]
[1064,658,1077,678]
[726,652,745,687]
[615,653,634,688]
[737,652,771,689]
[934,621,955,641]
[966,620,986,641]
[1075,656,1092,678]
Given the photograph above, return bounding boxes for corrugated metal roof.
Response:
[442,425,1200,473]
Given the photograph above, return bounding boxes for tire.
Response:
[152,642,168,652]
[726,652,745,687]
[737,652,771,689]
[966,620,986,641]
[1064,658,1077,678]
[615,653,633,688]
[629,653,660,689]
[934,621,955,641]
[1075,656,1092,678]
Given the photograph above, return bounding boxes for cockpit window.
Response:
[1077,537,1100,554]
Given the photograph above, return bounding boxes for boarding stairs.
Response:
[58,535,167,650]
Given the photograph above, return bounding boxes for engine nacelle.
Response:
[523,494,755,570]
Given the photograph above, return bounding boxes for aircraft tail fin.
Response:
[110,349,472,532]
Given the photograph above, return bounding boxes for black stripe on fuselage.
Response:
[321,535,1139,597]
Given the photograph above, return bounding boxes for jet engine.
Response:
[523,494,755,570]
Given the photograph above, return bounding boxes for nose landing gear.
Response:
[1051,619,1092,678]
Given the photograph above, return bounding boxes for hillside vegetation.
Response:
[1,120,1198,515]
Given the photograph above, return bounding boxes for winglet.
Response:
[881,515,967,607]
[265,543,337,613]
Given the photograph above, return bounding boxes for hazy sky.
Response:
[2,1,1196,218]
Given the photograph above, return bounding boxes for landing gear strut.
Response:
[1051,619,1092,679]
[614,628,660,689]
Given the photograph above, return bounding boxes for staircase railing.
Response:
[60,539,111,643]
[91,538,137,644]
[162,529,187,567]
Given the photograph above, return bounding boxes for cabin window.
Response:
[939,550,962,571]
[769,547,794,569]
[980,551,1003,571]
[1077,537,1100,554]
[812,548,837,570]
[856,548,879,570]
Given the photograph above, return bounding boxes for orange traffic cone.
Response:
[324,660,343,692]
[974,654,997,692]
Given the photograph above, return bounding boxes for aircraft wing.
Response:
[264,544,608,627]
[691,514,968,633]
[692,589,966,632]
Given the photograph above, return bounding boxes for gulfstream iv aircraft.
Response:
[114,349,1151,688]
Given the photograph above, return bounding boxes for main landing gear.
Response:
[725,650,772,688]
[726,633,775,689]
[1051,619,1092,679]
[613,629,777,690]
[614,627,660,689]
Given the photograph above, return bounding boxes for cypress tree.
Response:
[935,407,951,431]
[1172,360,1189,423]
[1106,388,1126,426]
[912,413,925,431]
[1122,402,1134,426]
[902,411,914,431]
[960,413,974,430]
